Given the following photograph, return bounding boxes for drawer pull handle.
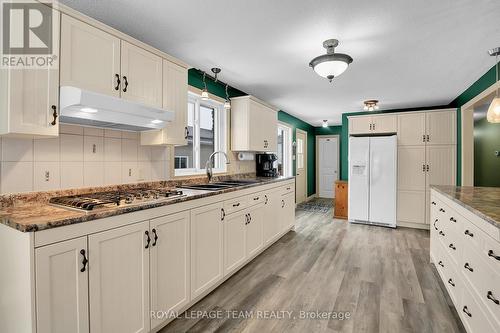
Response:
[253,197,259,201]
[438,261,444,267]
[487,291,500,305]
[145,231,151,249]
[245,214,249,225]
[464,230,474,237]
[449,243,456,250]
[221,208,225,221]
[448,278,455,287]
[488,250,500,261]
[464,263,473,272]
[439,208,445,212]
[431,201,436,205]
[286,187,291,190]
[439,231,445,236]
[449,217,457,223]
[264,195,268,205]
[282,199,285,208]
[233,203,240,207]
[152,228,158,247]
[80,249,88,273]
[433,219,438,231]
[462,306,472,317]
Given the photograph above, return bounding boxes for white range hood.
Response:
[59,86,174,131]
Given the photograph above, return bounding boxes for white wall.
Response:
[0,124,171,194]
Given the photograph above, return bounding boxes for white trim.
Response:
[277,122,293,177]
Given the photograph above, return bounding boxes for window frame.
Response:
[277,122,293,177]
[174,92,227,177]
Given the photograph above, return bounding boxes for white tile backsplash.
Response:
[0,126,172,194]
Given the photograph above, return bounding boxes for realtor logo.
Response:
[1,0,56,68]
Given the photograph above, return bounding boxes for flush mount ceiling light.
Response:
[201,72,209,100]
[224,84,231,110]
[363,100,379,111]
[322,120,328,128]
[309,39,353,82]
[487,47,500,123]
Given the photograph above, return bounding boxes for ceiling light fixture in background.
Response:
[201,72,209,100]
[224,84,231,109]
[487,47,500,123]
[363,100,379,111]
[322,120,328,127]
[309,39,353,83]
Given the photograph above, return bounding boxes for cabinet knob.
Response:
[449,217,456,223]
[50,105,57,126]
[447,278,455,287]
[464,229,474,237]
[438,260,444,267]
[448,243,456,250]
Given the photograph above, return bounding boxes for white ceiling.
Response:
[60,0,500,125]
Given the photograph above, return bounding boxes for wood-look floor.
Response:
[160,206,465,333]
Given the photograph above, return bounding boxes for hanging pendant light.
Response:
[309,39,353,82]
[201,72,209,100]
[487,47,500,123]
[224,84,231,109]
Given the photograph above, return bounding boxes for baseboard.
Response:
[397,221,430,230]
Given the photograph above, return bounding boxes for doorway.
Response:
[316,135,339,198]
[295,129,307,204]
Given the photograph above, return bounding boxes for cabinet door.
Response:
[190,202,224,299]
[223,210,247,275]
[398,146,426,191]
[397,113,426,146]
[163,60,188,145]
[246,204,264,257]
[89,221,150,333]
[60,14,120,97]
[281,192,296,232]
[120,41,162,107]
[372,115,397,133]
[35,237,89,333]
[263,190,282,244]
[150,211,190,331]
[426,111,456,145]
[4,10,59,137]
[397,190,426,225]
[426,145,456,189]
[349,116,372,135]
[262,108,278,152]
[248,101,268,151]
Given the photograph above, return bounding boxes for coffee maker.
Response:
[256,153,278,177]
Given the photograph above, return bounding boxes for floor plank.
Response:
[160,205,465,333]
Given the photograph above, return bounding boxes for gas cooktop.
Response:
[49,188,185,212]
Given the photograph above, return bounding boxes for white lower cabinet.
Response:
[150,211,190,331]
[281,192,296,231]
[35,236,89,333]
[246,203,265,258]
[89,221,150,333]
[263,190,282,244]
[190,202,224,299]
[223,210,248,275]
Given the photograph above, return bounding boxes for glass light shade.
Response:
[201,89,209,100]
[313,60,349,78]
[322,120,328,128]
[374,105,379,110]
[363,106,369,111]
[487,97,500,123]
[224,100,231,109]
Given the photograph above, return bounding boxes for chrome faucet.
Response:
[205,151,230,182]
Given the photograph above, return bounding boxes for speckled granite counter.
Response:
[431,185,500,229]
[0,175,294,232]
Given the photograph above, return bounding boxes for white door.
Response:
[162,60,188,145]
[190,202,224,299]
[35,237,89,333]
[150,211,190,331]
[348,136,370,222]
[318,137,339,198]
[223,210,247,276]
[120,41,163,108]
[295,130,307,203]
[246,204,264,257]
[397,113,426,146]
[349,117,372,134]
[263,190,282,244]
[426,111,456,145]
[60,14,120,97]
[89,221,150,333]
[369,136,397,226]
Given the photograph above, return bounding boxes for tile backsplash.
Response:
[0,124,171,194]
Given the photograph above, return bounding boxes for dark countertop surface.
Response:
[431,185,500,229]
[0,176,294,232]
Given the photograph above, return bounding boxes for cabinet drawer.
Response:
[433,240,447,278]
[280,183,295,196]
[459,283,497,333]
[442,231,461,267]
[247,193,264,207]
[442,248,462,305]
[483,236,500,277]
[224,196,248,215]
[460,218,485,254]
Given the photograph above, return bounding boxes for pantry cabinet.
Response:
[349,114,397,135]
[150,211,190,331]
[231,95,278,152]
[190,202,224,299]
[88,221,150,333]
[397,113,426,146]
[0,10,60,137]
[397,109,456,146]
[35,236,89,333]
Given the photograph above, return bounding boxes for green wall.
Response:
[278,111,316,197]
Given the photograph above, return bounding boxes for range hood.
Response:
[59,86,174,131]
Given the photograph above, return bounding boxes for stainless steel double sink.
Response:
[178,179,261,191]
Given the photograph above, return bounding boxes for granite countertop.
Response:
[431,185,500,229]
[0,176,294,232]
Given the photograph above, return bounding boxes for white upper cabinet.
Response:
[426,110,456,145]
[349,115,397,135]
[231,96,278,152]
[60,14,120,97]
[140,60,188,146]
[120,41,162,108]
[397,113,426,145]
[35,236,89,333]
[0,10,60,137]
[349,116,372,135]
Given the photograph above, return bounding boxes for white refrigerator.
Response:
[348,135,397,228]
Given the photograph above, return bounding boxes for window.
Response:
[174,92,227,176]
[277,124,292,177]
